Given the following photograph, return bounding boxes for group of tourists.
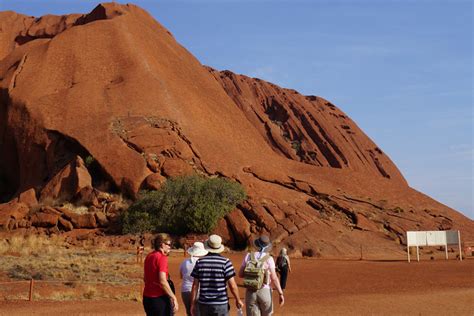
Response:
[142,233,292,316]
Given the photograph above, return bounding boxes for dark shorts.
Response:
[143,295,171,316]
[198,302,229,316]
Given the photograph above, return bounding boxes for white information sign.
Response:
[406,230,462,262]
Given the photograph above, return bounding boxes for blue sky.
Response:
[2,0,472,219]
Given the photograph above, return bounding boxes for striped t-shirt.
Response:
[191,253,236,305]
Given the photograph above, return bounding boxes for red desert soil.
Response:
[1,253,472,315]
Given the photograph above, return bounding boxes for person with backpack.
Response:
[276,248,291,290]
[238,235,284,316]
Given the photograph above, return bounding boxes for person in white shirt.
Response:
[238,235,284,316]
[179,241,208,316]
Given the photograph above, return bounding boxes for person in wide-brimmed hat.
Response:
[239,235,285,316]
[203,234,226,253]
[179,242,208,316]
[190,235,243,316]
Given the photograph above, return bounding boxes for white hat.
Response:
[204,234,225,253]
[187,242,208,257]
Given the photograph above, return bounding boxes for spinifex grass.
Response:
[0,235,143,301]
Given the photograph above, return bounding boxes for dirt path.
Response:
[1,254,472,315]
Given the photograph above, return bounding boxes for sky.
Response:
[1,0,472,219]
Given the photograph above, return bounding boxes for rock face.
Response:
[0,3,472,256]
[207,68,405,183]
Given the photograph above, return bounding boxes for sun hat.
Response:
[187,241,208,257]
[204,234,225,253]
[254,235,272,251]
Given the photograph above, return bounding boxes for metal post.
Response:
[458,231,463,261]
[445,244,448,260]
[407,246,410,263]
[29,279,34,301]
[416,245,420,262]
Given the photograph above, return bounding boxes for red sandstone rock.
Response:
[70,213,97,229]
[75,186,98,206]
[39,156,92,202]
[58,217,74,231]
[0,3,472,255]
[0,201,29,230]
[161,159,194,178]
[142,173,166,191]
[16,188,38,208]
[94,212,109,227]
[31,212,59,227]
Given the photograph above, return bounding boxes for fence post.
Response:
[359,245,363,260]
[29,279,34,301]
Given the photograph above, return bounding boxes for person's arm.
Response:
[238,261,245,278]
[287,257,292,273]
[238,253,249,278]
[269,267,285,306]
[159,272,178,313]
[179,262,184,279]
[227,276,244,309]
[190,278,199,316]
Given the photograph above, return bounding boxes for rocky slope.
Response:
[0,3,472,256]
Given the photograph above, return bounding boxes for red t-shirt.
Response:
[143,250,169,297]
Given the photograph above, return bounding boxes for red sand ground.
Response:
[0,253,472,315]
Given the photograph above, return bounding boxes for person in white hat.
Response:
[180,242,208,316]
[190,234,244,316]
[238,235,284,316]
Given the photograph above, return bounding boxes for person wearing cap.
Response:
[180,241,208,316]
[190,234,244,316]
[143,233,179,316]
[238,235,284,316]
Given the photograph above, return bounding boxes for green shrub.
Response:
[122,175,246,235]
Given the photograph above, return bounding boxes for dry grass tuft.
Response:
[49,290,76,301]
[83,285,98,299]
[0,234,65,256]
[114,290,142,302]
[60,202,89,214]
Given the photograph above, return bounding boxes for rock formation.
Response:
[0,3,472,257]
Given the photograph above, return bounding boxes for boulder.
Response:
[57,208,96,228]
[212,218,233,247]
[95,212,109,227]
[17,188,38,208]
[58,217,74,231]
[0,201,30,230]
[40,156,92,202]
[226,208,251,248]
[71,213,97,229]
[75,186,100,207]
[40,206,61,216]
[142,173,166,191]
[31,212,59,227]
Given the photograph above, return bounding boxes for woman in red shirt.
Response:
[143,233,179,316]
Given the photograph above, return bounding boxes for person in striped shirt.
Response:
[190,234,244,316]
